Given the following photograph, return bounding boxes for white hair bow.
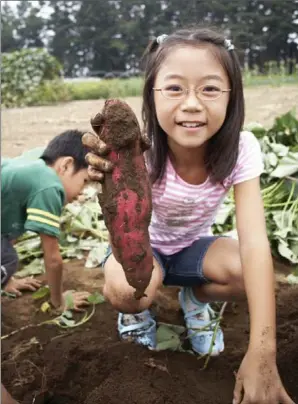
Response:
[156,34,168,45]
[224,39,235,51]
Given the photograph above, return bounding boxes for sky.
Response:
[4,0,52,18]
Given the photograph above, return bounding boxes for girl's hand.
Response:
[82,130,151,182]
[4,277,42,296]
[233,349,295,404]
[82,132,113,182]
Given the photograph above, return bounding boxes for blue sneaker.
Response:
[118,310,157,350]
[178,287,224,356]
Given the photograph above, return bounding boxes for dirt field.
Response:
[1,87,298,404]
[2,85,298,158]
[2,262,298,404]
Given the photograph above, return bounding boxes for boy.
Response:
[1,130,90,311]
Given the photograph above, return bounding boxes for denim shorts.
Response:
[101,236,222,287]
[1,235,19,286]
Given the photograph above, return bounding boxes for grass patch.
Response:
[243,74,298,87]
[3,72,297,107]
[66,77,143,100]
[66,73,298,102]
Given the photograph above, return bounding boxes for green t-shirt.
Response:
[1,158,66,239]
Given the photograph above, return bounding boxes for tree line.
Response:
[2,0,298,77]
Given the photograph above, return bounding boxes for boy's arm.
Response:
[40,233,63,308]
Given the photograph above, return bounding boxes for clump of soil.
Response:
[1,261,298,404]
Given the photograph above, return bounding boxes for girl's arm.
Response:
[234,177,276,352]
[233,177,293,404]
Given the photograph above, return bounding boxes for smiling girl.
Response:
[86,27,294,404]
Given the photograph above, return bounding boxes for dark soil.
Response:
[1,261,298,404]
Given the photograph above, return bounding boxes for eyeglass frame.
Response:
[152,84,231,101]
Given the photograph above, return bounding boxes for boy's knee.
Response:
[103,284,152,313]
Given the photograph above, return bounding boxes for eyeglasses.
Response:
[153,84,231,101]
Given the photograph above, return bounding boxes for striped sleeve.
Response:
[231,131,264,185]
[24,187,64,237]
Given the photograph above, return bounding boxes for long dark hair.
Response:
[141,26,245,185]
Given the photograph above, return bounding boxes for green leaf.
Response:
[15,258,44,278]
[156,324,185,351]
[87,292,105,304]
[62,310,73,319]
[277,241,298,264]
[269,143,289,157]
[286,274,298,285]
[1,291,17,298]
[85,243,109,268]
[65,293,75,310]
[215,203,234,225]
[41,302,51,313]
[270,153,298,178]
[59,315,76,327]
[32,286,50,300]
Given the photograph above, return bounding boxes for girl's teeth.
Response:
[181,122,201,128]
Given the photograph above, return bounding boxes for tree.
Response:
[15,1,45,48]
[3,0,297,76]
[1,2,19,52]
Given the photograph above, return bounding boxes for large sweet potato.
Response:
[83,99,153,299]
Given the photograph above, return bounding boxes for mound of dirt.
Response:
[1,262,298,404]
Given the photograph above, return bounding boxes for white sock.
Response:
[122,311,148,326]
[183,287,210,321]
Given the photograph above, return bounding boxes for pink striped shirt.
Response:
[149,131,264,255]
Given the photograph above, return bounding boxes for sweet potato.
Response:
[83,99,154,299]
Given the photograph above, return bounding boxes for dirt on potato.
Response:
[1,261,298,404]
[86,99,153,298]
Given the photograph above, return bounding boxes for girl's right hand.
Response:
[82,132,113,182]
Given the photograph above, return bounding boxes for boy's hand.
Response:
[50,290,91,313]
[4,277,42,296]
[63,290,91,312]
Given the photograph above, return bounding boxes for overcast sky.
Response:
[4,0,52,17]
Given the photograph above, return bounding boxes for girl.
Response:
[86,27,294,404]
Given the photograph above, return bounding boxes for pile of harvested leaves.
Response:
[214,110,298,276]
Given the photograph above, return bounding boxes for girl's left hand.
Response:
[233,349,295,404]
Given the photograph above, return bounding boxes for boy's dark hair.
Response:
[141,26,245,185]
[41,129,88,172]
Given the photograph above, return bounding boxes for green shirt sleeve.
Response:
[24,187,64,237]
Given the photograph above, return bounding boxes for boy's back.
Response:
[1,157,65,240]
[1,129,91,311]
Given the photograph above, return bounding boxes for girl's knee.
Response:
[227,259,245,295]
[103,253,163,313]
[103,283,153,313]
